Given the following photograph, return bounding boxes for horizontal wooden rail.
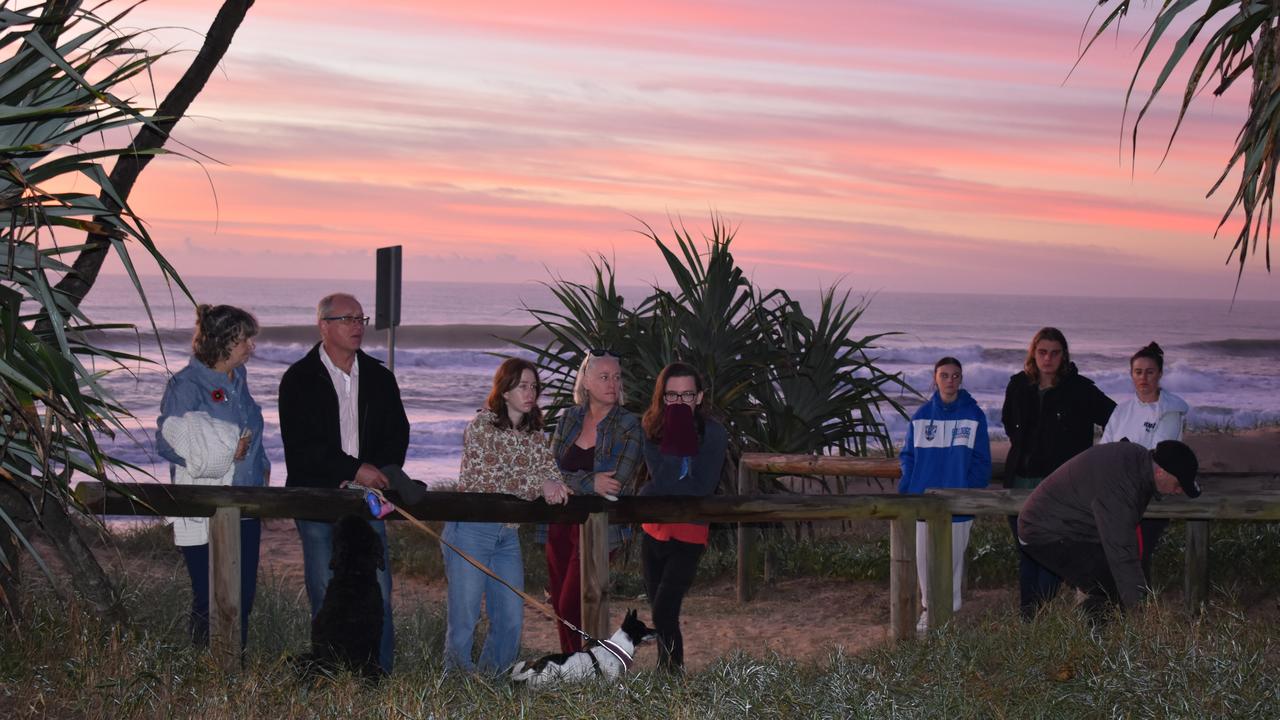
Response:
[929,483,1280,520]
[739,454,911,478]
[738,452,1266,485]
[75,483,598,523]
[730,454,1274,628]
[76,463,1279,669]
[75,482,953,524]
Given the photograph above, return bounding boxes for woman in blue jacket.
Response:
[898,356,991,631]
[156,304,268,647]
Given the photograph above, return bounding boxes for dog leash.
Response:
[360,487,631,668]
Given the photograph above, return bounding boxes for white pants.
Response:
[915,519,972,612]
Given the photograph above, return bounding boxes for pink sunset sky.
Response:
[110,0,1279,300]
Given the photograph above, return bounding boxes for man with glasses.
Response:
[279,292,409,674]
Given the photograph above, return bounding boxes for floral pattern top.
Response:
[454,409,561,500]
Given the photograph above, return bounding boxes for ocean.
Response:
[82,274,1280,487]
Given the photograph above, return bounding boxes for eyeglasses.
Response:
[322,315,370,326]
[663,391,699,403]
[588,348,618,357]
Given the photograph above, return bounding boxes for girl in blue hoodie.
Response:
[898,356,991,630]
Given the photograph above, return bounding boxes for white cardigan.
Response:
[160,411,240,546]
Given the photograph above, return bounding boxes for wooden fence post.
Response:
[208,506,241,670]
[888,514,917,642]
[736,463,756,603]
[1184,520,1209,616]
[580,511,610,639]
[924,511,953,630]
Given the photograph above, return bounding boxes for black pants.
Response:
[1008,516,1061,619]
[179,518,261,648]
[641,534,704,670]
[1138,518,1169,584]
[1022,539,1121,619]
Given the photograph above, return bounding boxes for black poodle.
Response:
[294,514,386,681]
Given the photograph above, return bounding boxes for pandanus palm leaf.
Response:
[512,215,908,495]
[1085,1,1280,290]
[1,0,184,605]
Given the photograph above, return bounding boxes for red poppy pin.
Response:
[211,388,227,403]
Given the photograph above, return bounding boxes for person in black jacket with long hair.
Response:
[1002,326,1115,619]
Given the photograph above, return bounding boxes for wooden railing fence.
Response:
[75,455,1278,672]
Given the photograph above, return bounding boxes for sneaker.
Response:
[916,610,929,635]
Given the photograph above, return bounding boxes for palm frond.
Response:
[1088,0,1280,290]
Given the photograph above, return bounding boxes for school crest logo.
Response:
[924,423,937,441]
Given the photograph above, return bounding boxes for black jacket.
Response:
[1001,362,1115,482]
[279,343,410,488]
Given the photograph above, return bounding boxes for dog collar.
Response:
[597,639,633,671]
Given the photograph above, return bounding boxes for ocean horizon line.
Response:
[87,323,553,349]
[92,271,1280,306]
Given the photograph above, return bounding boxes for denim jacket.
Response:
[156,355,269,487]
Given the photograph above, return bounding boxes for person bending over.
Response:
[1017,440,1200,619]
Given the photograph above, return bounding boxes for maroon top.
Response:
[560,443,595,474]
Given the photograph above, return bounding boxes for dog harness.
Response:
[595,639,633,671]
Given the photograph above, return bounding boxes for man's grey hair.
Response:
[317,293,359,321]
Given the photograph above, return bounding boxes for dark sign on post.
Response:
[375,246,402,330]
[375,245,402,370]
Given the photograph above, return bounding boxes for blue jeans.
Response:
[296,518,395,673]
[442,521,524,674]
[180,518,260,648]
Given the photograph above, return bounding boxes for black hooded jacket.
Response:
[1001,362,1115,482]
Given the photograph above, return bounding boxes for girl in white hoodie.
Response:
[1101,341,1188,448]
[1100,341,1189,579]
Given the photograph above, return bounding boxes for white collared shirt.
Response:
[319,346,360,458]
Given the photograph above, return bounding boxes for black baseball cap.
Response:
[1153,440,1200,498]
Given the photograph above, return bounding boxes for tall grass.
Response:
[3,561,1278,719]
[6,521,1279,718]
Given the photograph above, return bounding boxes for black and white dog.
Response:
[510,609,657,687]
[292,515,386,682]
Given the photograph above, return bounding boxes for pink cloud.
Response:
[109,1,1276,300]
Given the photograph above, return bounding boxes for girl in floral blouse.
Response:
[443,358,569,674]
